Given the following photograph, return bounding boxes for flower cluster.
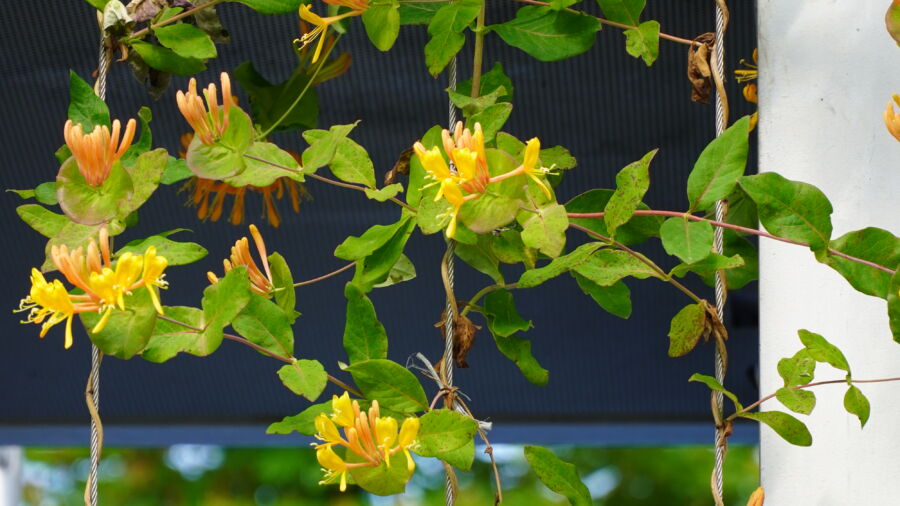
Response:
[297,0,369,63]
[176,72,235,145]
[63,118,136,187]
[735,48,758,130]
[16,228,168,349]
[313,392,420,492]
[207,224,274,296]
[413,122,550,238]
[885,94,900,142]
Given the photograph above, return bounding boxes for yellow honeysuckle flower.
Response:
[398,417,420,473]
[451,147,479,183]
[374,416,398,451]
[17,269,76,349]
[176,73,235,145]
[743,83,758,104]
[442,122,489,193]
[297,5,361,63]
[521,137,552,199]
[316,445,349,492]
[884,94,900,142]
[113,253,143,309]
[735,48,758,83]
[141,246,168,314]
[315,413,346,447]
[440,179,466,239]
[413,142,452,181]
[331,391,356,428]
[64,118,136,187]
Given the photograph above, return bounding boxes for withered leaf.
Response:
[434,305,481,368]
[385,147,413,186]
[688,33,715,104]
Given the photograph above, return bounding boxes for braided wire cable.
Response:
[442,56,459,506]
[712,1,729,503]
[84,35,111,506]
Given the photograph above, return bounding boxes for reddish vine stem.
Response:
[729,376,900,420]
[509,0,701,47]
[155,314,363,397]
[568,210,896,274]
[293,262,355,287]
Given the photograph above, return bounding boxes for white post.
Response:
[0,447,22,504]
[757,1,900,504]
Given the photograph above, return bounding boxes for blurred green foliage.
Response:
[21,444,758,505]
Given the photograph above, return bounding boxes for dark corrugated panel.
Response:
[0,0,757,435]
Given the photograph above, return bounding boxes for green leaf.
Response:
[687,116,751,211]
[230,0,303,14]
[549,0,579,10]
[129,41,206,75]
[415,409,478,467]
[455,62,514,103]
[80,286,158,359]
[459,192,521,234]
[68,70,109,130]
[232,60,318,134]
[439,439,476,471]
[56,158,134,225]
[200,266,252,353]
[739,410,812,447]
[455,238,504,284]
[7,189,35,200]
[373,254,417,288]
[775,387,816,415]
[844,385,870,428]
[521,203,569,258]
[120,106,153,168]
[798,329,850,373]
[365,183,403,202]
[121,148,167,215]
[667,303,708,357]
[154,23,217,59]
[363,2,400,51]
[572,249,662,286]
[83,0,109,10]
[572,273,631,318]
[225,141,302,187]
[467,103,513,142]
[524,446,592,506]
[343,282,389,363]
[303,131,375,187]
[233,293,294,358]
[266,402,331,436]
[268,252,297,322]
[301,122,358,174]
[670,253,744,279]
[41,220,124,272]
[483,289,532,337]
[540,145,577,171]
[399,1,448,25]
[624,20,659,65]
[424,0,482,75]
[141,306,208,362]
[688,373,742,412]
[219,107,254,153]
[493,6,600,62]
[347,450,411,496]
[823,227,900,299]
[345,359,429,413]
[595,0,644,24]
[491,229,534,266]
[604,149,657,237]
[566,189,661,246]
[697,230,758,290]
[161,157,192,185]
[739,172,833,259]
[777,349,816,387]
[116,233,208,266]
[659,217,714,264]
[336,216,412,261]
[17,204,68,238]
[518,242,604,288]
[889,269,900,343]
[491,331,548,386]
[277,359,328,401]
[448,86,507,117]
[353,216,416,292]
[185,136,245,180]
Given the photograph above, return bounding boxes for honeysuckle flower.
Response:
[884,94,900,142]
[63,118,136,187]
[323,0,369,11]
[312,393,420,492]
[176,73,235,145]
[746,486,765,506]
[735,49,759,131]
[180,134,312,227]
[297,5,362,63]
[743,83,757,104]
[207,224,274,296]
[520,137,553,199]
[16,228,168,348]
[440,179,466,239]
[442,122,489,193]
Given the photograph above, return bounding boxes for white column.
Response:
[0,447,22,504]
[758,2,900,504]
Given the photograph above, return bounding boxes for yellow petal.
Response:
[523,138,540,172]
[332,392,355,427]
[299,4,326,25]
[398,417,419,447]
[316,445,347,472]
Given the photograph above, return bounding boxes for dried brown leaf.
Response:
[688,33,715,104]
